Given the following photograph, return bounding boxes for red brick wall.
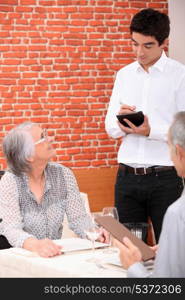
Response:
[0,0,168,170]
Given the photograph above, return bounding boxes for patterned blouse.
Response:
[0,163,92,247]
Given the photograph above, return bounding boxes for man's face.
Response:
[131,32,166,70]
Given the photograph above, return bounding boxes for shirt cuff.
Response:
[15,233,35,248]
[148,126,168,142]
[107,128,126,139]
[127,262,150,278]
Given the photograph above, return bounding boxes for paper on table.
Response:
[102,251,154,272]
[101,249,123,267]
[103,255,154,272]
[103,255,122,267]
[54,237,109,253]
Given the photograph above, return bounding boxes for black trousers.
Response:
[0,235,12,249]
[115,165,184,243]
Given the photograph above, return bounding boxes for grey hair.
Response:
[3,121,37,176]
[170,112,185,149]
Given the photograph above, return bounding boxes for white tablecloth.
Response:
[0,238,127,278]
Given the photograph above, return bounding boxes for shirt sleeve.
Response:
[175,74,185,111]
[152,204,183,277]
[127,262,151,278]
[148,74,185,142]
[105,72,126,139]
[0,173,34,247]
[148,125,168,142]
[128,200,184,278]
[63,167,93,238]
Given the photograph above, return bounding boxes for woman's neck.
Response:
[28,164,47,203]
[28,163,46,183]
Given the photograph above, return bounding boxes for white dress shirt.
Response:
[105,52,185,167]
[128,188,185,277]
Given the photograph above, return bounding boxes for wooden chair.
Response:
[0,171,5,180]
[73,167,117,212]
[147,218,156,246]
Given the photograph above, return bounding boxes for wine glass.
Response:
[84,215,101,263]
[102,206,119,253]
[102,207,119,220]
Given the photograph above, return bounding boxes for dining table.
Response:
[0,237,129,278]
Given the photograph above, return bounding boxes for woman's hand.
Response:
[23,237,62,258]
[97,227,110,244]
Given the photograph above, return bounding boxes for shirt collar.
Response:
[135,51,167,73]
[150,51,167,72]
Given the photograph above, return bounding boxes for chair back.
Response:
[0,171,5,180]
[62,192,90,238]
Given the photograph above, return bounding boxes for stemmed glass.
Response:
[102,207,119,220]
[84,214,101,263]
[102,206,119,253]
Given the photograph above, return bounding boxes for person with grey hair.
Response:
[0,122,107,257]
[116,111,185,277]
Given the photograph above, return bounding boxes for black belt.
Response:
[119,164,175,175]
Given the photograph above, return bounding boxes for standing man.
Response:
[105,8,185,242]
[116,112,185,277]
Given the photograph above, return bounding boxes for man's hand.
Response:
[114,237,142,269]
[150,244,158,257]
[117,104,150,136]
[118,115,150,136]
[118,104,136,115]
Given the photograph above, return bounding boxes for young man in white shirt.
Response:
[105,8,185,242]
[116,111,185,277]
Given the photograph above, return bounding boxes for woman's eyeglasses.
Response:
[34,129,48,145]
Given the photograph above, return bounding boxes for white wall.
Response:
[168,0,185,64]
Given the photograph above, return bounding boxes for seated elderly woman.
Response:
[0,122,105,257]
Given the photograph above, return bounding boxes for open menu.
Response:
[95,216,155,261]
[54,237,109,253]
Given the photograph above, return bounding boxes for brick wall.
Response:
[0,0,168,170]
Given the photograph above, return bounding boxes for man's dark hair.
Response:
[130,8,170,45]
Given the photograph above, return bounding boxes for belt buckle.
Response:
[134,167,147,175]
